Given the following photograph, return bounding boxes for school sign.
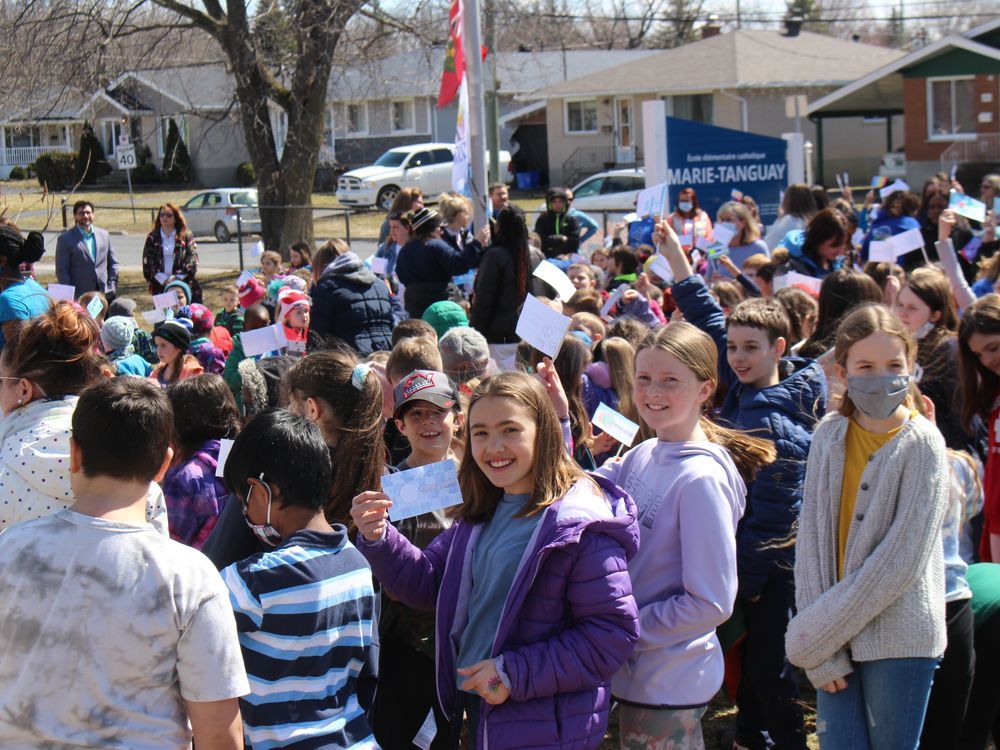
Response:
[642,101,805,227]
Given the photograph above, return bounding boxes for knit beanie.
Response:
[164,278,192,304]
[183,303,214,335]
[422,300,468,339]
[239,277,266,309]
[106,297,137,320]
[100,316,137,353]
[278,288,310,324]
[439,326,489,383]
[153,319,191,351]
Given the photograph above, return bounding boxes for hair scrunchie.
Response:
[351,362,371,391]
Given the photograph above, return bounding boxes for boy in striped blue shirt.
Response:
[221,409,378,750]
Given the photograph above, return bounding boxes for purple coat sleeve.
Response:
[356,522,458,610]
[500,530,638,701]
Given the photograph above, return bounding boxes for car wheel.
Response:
[377,186,400,212]
[214,221,231,243]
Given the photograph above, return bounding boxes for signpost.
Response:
[116,136,138,222]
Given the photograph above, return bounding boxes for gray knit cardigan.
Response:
[785,412,948,688]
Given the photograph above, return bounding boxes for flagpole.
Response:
[461,0,489,230]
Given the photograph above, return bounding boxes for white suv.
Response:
[336,143,511,210]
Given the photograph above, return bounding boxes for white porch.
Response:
[1,123,77,169]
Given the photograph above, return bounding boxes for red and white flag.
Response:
[437,0,465,108]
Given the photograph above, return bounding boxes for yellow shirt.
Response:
[838,416,909,579]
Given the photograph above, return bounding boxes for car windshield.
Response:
[374,151,407,167]
[572,178,603,198]
[229,191,257,206]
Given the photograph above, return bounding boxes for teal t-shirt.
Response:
[0,278,51,348]
[456,492,541,689]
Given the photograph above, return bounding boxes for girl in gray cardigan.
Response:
[786,304,948,750]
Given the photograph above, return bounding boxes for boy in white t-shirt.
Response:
[0,377,249,750]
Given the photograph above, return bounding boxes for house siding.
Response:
[903,74,1000,163]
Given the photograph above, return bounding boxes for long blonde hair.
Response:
[833,303,918,418]
[601,336,639,424]
[637,323,775,483]
[457,372,587,523]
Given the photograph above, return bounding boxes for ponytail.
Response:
[700,418,776,485]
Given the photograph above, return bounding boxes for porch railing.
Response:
[940,134,1000,171]
[0,144,73,166]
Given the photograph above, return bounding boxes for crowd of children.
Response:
[0,175,998,750]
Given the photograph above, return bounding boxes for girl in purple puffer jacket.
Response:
[352,371,640,749]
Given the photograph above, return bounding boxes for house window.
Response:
[158,116,189,157]
[323,109,334,149]
[4,127,40,148]
[346,103,367,134]
[101,120,125,157]
[667,94,713,123]
[928,77,976,139]
[565,99,598,134]
[392,100,415,133]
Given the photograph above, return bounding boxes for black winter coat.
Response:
[311,257,393,356]
[470,244,526,344]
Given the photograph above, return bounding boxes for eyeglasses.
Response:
[160,213,175,218]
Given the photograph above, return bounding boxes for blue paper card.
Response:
[381,459,463,521]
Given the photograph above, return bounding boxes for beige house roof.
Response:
[530,29,905,99]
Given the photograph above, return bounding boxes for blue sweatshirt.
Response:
[596,439,746,706]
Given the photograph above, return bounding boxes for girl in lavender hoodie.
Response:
[351,371,640,749]
[596,322,775,749]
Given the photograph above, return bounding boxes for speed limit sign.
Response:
[116,143,137,170]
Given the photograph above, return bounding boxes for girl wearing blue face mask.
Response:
[668,186,713,253]
[786,303,949,750]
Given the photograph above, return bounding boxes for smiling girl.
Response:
[593,323,774,749]
[351,372,639,749]
[958,294,1000,563]
[786,304,948,750]
[149,319,204,387]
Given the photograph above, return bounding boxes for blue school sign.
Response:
[665,117,788,226]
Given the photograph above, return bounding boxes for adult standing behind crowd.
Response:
[0,222,48,349]
[141,203,201,302]
[396,208,484,319]
[55,200,118,299]
[668,186,714,252]
[310,239,393,356]
[378,187,424,246]
[469,205,531,366]
[534,186,580,258]
[765,184,818,250]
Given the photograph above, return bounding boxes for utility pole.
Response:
[736,0,742,29]
[462,0,489,228]
[484,0,501,184]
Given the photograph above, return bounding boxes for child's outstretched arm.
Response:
[351,491,455,610]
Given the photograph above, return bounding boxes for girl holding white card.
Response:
[352,371,639,750]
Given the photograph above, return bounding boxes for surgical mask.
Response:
[847,374,910,421]
[717,221,737,236]
[242,475,281,547]
[678,201,693,213]
[914,321,935,340]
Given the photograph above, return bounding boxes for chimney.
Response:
[784,13,804,37]
[701,14,722,39]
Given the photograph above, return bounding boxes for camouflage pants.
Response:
[618,704,707,750]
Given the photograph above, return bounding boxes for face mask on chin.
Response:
[847,374,911,421]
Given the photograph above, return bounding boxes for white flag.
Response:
[451,76,470,195]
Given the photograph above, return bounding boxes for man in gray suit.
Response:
[55,201,118,299]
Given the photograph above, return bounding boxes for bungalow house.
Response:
[806,18,1000,188]
[1,66,252,185]
[522,29,905,187]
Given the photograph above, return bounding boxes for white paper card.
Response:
[154,272,169,285]
[237,270,254,287]
[592,402,640,447]
[240,324,289,357]
[412,708,437,750]
[214,439,235,478]
[152,290,180,310]
[381,459,463,521]
[141,309,166,325]
[889,227,925,255]
[694,236,712,251]
[370,256,389,275]
[869,240,896,263]
[647,254,674,284]
[635,182,668,218]
[532,260,577,303]
[879,179,910,199]
[86,296,104,319]
[599,284,628,320]
[711,222,736,247]
[950,192,987,223]
[250,240,265,259]
[786,271,822,294]
[515,294,572,359]
[621,212,639,224]
[47,284,75,302]
[679,234,693,246]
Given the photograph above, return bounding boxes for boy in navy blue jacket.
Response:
[656,221,826,750]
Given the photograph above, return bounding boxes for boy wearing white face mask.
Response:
[787,303,948,750]
[220,408,379,750]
